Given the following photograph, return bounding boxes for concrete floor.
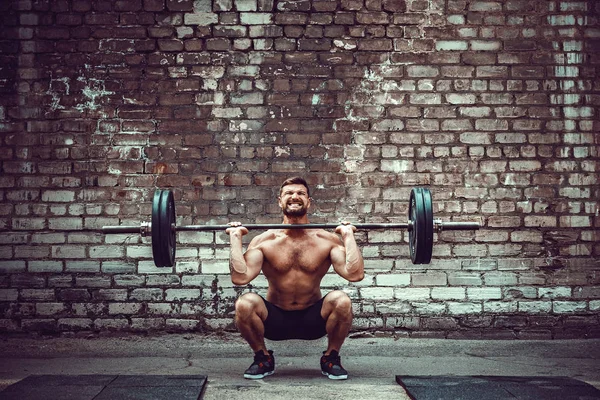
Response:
[0,333,599,399]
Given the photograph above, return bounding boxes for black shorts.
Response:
[261,296,327,341]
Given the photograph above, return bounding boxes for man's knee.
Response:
[325,291,353,316]
[235,293,264,318]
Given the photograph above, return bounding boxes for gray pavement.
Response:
[0,333,599,399]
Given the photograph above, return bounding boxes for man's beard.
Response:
[283,202,307,217]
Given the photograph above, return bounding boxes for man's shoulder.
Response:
[314,229,343,244]
[249,229,279,245]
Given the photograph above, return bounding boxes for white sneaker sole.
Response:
[244,370,275,380]
[322,371,348,380]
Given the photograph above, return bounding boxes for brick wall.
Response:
[0,0,599,338]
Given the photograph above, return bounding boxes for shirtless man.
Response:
[226,177,365,380]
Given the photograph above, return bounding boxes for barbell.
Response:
[101,187,480,268]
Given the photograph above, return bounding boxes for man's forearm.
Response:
[229,234,248,275]
[342,233,364,276]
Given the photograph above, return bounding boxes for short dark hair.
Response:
[280,176,310,198]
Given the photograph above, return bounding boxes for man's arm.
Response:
[227,226,264,286]
[330,224,365,282]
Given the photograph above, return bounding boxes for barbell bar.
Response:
[101,187,480,268]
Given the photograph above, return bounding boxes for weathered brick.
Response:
[361,287,394,300]
[553,301,587,313]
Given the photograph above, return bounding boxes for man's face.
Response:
[278,184,310,217]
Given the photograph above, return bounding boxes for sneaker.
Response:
[244,350,275,379]
[320,350,348,380]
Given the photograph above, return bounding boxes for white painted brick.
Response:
[105,233,138,244]
[130,289,164,301]
[552,301,587,313]
[559,216,591,227]
[363,259,394,271]
[178,231,215,244]
[31,233,66,244]
[447,15,465,24]
[184,12,218,25]
[113,275,144,287]
[484,272,518,286]
[467,287,502,300]
[518,301,552,313]
[411,302,446,314]
[446,93,477,104]
[538,287,571,299]
[165,289,202,301]
[52,245,86,259]
[202,259,229,274]
[175,261,200,274]
[407,65,438,77]
[177,247,200,258]
[470,40,501,51]
[376,273,410,286]
[426,259,461,271]
[360,287,394,300]
[436,40,468,51]
[42,190,75,202]
[101,261,136,274]
[48,218,83,230]
[75,276,111,288]
[240,12,273,24]
[448,302,483,314]
[410,93,442,104]
[375,302,412,314]
[83,217,121,229]
[590,300,600,311]
[65,261,100,273]
[12,218,45,230]
[89,245,125,259]
[395,287,431,301]
[322,273,356,287]
[353,317,385,329]
[449,272,483,286]
[483,301,517,313]
[431,287,466,300]
[505,286,537,299]
[125,245,152,258]
[138,261,173,274]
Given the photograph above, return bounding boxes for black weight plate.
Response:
[421,187,434,264]
[160,189,176,268]
[409,188,426,264]
[151,189,166,268]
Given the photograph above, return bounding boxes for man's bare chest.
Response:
[261,236,332,273]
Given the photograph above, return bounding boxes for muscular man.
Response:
[226,177,365,380]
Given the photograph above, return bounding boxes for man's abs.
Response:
[265,286,323,311]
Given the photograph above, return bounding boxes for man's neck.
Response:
[282,215,309,225]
